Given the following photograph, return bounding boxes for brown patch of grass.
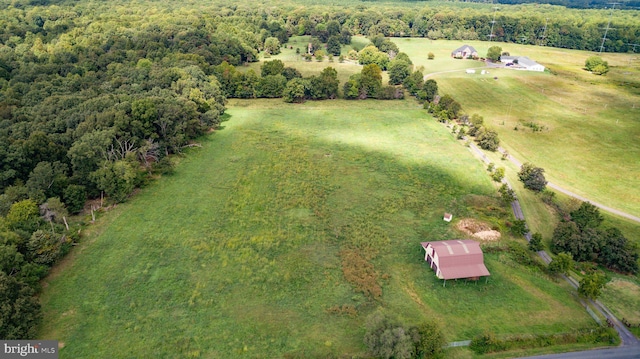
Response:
[339,248,382,299]
[456,218,501,241]
[326,304,358,317]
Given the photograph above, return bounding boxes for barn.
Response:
[421,240,490,286]
[500,55,545,72]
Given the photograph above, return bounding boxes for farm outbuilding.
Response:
[500,55,545,72]
[421,240,490,285]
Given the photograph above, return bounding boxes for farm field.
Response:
[395,38,640,218]
[38,100,598,358]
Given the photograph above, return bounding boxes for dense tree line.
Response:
[552,202,639,274]
[275,1,639,52]
[0,1,271,340]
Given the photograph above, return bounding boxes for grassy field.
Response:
[395,39,640,218]
[446,120,640,338]
[240,36,384,85]
[39,100,598,357]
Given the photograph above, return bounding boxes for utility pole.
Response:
[488,7,499,41]
[539,18,548,46]
[626,43,640,52]
[599,3,620,53]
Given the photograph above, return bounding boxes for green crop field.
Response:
[38,100,598,358]
[395,39,640,218]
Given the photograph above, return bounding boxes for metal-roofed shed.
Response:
[421,240,490,285]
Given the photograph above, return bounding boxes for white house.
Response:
[465,69,476,74]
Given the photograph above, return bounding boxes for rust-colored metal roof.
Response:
[421,240,490,280]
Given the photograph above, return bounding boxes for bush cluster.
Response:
[470,327,618,354]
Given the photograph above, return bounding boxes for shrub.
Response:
[510,219,528,236]
[492,167,505,182]
[364,312,416,359]
[529,232,543,251]
[470,332,506,354]
[363,312,445,359]
[585,56,609,75]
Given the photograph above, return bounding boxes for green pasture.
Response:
[396,39,640,218]
[39,100,598,357]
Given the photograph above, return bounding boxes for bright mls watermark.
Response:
[1,341,58,358]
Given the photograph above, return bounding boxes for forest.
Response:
[0,0,639,340]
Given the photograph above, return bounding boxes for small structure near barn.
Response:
[465,69,476,74]
[443,213,453,222]
[421,240,490,286]
[451,45,478,59]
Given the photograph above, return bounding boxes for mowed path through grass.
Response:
[396,39,640,218]
[39,100,595,358]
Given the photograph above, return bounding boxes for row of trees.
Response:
[513,160,637,275]
[267,1,640,52]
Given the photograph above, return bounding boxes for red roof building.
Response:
[421,240,490,282]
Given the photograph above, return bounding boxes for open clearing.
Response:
[395,38,640,218]
[38,100,598,357]
[241,35,383,85]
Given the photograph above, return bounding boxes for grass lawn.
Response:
[600,277,640,337]
[40,100,598,358]
[395,38,640,218]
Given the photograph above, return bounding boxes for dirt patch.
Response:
[456,218,501,241]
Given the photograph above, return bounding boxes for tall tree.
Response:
[423,79,438,102]
[360,64,382,99]
[326,36,342,56]
[570,202,603,231]
[264,37,281,55]
[388,59,411,85]
[476,128,500,151]
[403,70,423,95]
[260,59,285,77]
[283,78,306,103]
[358,45,389,70]
[578,271,607,300]
[548,252,573,274]
[518,163,547,192]
[486,46,502,62]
